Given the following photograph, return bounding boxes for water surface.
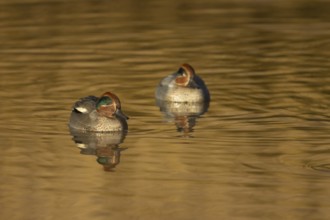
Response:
[1,0,330,219]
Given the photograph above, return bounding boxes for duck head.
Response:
[175,63,199,88]
[96,92,129,120]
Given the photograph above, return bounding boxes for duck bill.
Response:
[116,109,129,120]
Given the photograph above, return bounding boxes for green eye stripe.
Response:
[97,157,109,165]
[177,67,187,77]
[96,96,113,109]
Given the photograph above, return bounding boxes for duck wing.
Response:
[72,96,99,114]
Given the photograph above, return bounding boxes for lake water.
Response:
[1,0,330,219]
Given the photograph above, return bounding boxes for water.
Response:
[1,0,330,219]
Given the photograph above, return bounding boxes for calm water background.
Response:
[1,0,330,219]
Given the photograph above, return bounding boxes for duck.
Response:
[69,92,128,132]
[155,63,210,103]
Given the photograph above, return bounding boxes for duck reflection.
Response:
[69,129,127,172]
[156,100,209,136]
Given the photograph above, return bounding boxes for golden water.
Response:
[1,0,330,219]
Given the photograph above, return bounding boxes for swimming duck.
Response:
[69,92,128,132]
[155,63,210,103]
